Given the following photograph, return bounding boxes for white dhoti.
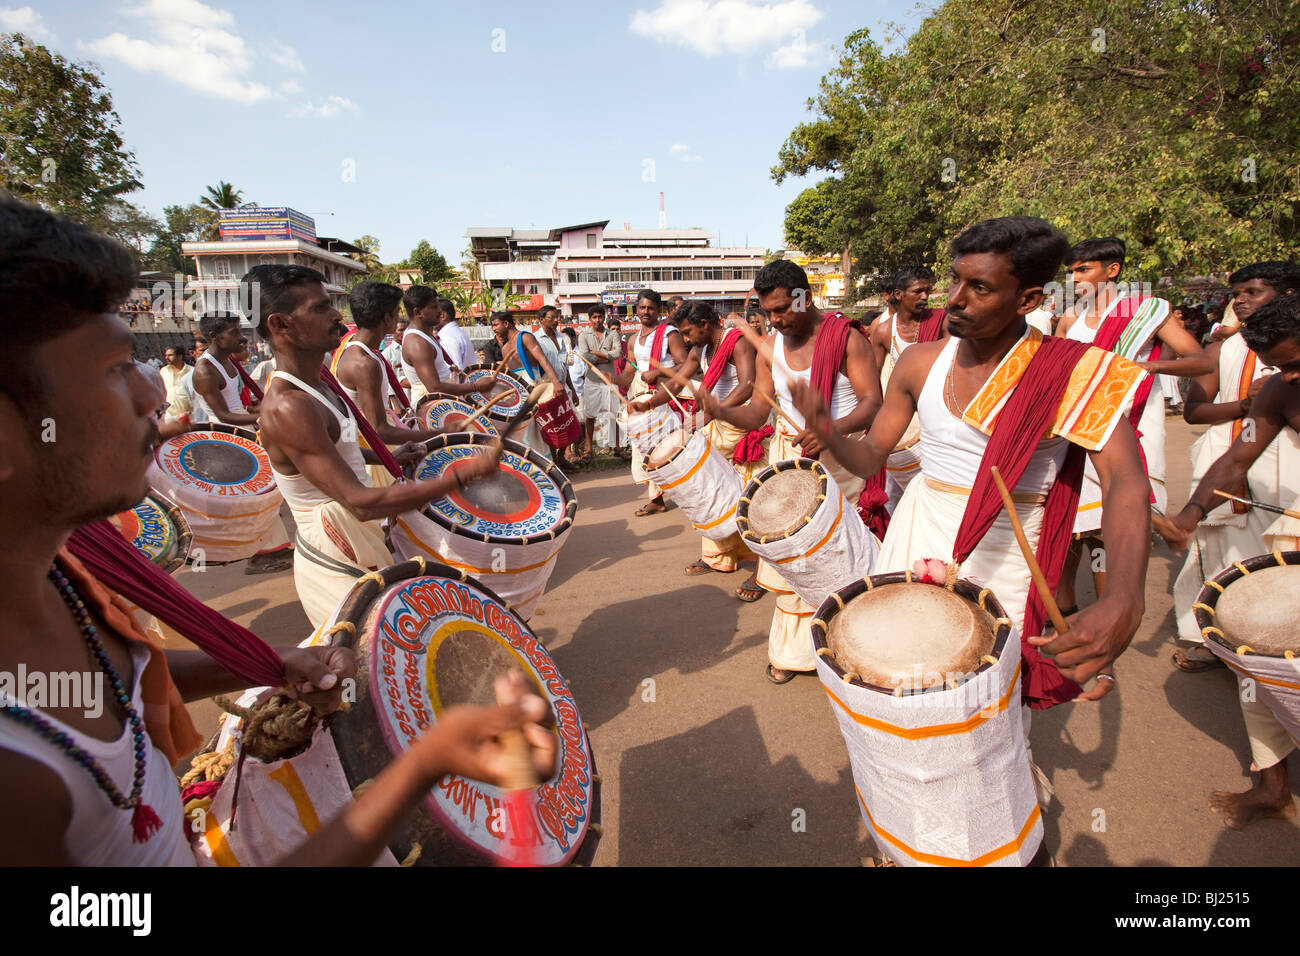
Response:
[289,500,392,629]
[696,418,762,572]
[758,426,866,671]
[885,444,922,516]
[629,372,664,500]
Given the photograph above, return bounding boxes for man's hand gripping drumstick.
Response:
[990,466,1117,701]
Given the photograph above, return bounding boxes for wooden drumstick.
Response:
[459,389,512,430]
[1149,508,1182,541]
[500,382,551,441]
[576,352,631,409]
[1213,489,1300,520]
[751,383,802,435]
[990,466,1070,636]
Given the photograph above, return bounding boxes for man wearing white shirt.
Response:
[435,298,476,371]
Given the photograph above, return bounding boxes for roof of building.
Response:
[482,261,554,280]
[179,239,366,270]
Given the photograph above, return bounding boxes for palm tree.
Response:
[351,235,383,274]
[460,243,482,283]
[199,181,244,239]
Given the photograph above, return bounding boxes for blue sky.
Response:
[9,0,930,265]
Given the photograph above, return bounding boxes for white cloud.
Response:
[263,43,304,72]
[0,6,55,41]
[766,32,826,69]
[280,78,302,94]
[669,142,703,162]
[84,0,288,102]
[630,0,822,58]
[669,143,689,154]
[289,95,358,119]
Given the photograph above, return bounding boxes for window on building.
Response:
[529,284,538,294]
[214,257,232,279]
[586,234,596,249]
[671,268,683,281]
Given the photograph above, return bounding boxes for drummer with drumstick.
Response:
[1158,292,1300,829]
[401,285,489,402]
[248,264,503,630]
[0,197,557,865]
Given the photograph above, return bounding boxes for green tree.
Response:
[460,243,482,282]
[407,239,453,283]
[351,234,382,273]
[0,33,143,230]
[143,203,206,276]
[198,180,244,239]
[774,1,1300,287]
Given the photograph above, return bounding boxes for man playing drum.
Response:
[869,266,947,514]
[489,310,567,458]
[1170,261,1300,672]
[189,310,294,575]
[617,290,690,517]
[1159,292,1300,829]
[698,260,882,684]
[401,285,485,403]
[792,217,1152,711]
[333,281,440,488]
[0,197,555,865]
[249,264,500,629]
[634,303,766,595]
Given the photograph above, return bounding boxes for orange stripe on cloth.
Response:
[1217,655,1300,692]
[856,784,1041,867]
[202,811,241,867]
[773,497,843,564]
[655,446,710,490]
[268,763,322,833]
[693,505,737,531]
[172,498,282,521]
[821,660,1020,739]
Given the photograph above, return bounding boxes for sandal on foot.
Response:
[736,577,764,602]
[685,559,715,575]
[635,500,667,517]
[766,663,796,685]
[1173,645,1225,673]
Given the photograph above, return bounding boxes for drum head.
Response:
[827,583,995,691]
[1200,555,1300,656]
[647,428,689,469]
[416,394,500,437]
[153,425,275,496]
[413,434,575,545]
[328,559,600,866]
[464,366,527,421]
[741,461,824,540]
[111,491,191,574]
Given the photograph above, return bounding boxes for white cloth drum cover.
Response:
[193,558,601,867]
[646,427,743,540]
[388,434,576,620]
[621,394,681,457]
[812,574,1043,866]
[737,458,880,610]
[1195,551,1300,747]
[147,424,285,563]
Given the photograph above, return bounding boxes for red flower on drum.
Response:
[912,558,951,585]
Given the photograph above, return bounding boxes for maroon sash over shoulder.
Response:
[236,363,264,403]
[319,366,405,479]
[916,307,946,343]
[1092,297,1163,502]
[951,335,1094,709]
[700,327,743,393]
[809,312,889,537]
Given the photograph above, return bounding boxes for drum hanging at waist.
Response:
[812,572,1042,866]
[387,433,576,620]
[646,427,742,538]
[110,490,192,574]
[147,423,284,564]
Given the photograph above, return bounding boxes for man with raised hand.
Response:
[401,285,485,402]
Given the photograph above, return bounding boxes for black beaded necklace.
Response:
[0,565,161,843]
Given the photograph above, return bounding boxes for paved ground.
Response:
[178,415,1298,865]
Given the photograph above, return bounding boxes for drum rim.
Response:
[327,557,601,867]
[811,571,1014,695]
[463,365,529,421]
[735,457,828,544]
[412,432,578,546]
[1192,549,1300,658]
[153,422,275,496]
[645,425,698,471]
[413,393,500,437]
[120,489,193,574]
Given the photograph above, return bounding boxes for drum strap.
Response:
[293,531,365,578]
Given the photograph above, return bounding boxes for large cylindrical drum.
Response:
[147,423,284,563]
[646,427,742,539]
[388,433,576,620]
[110,490,192,574]
[736,458,879,608]
[1194,550,1300,744]
[621,393,680,457]
[812,573,1042,866]
[192,558,601,867]
[463,365,529,426]
[415,393,499,437]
